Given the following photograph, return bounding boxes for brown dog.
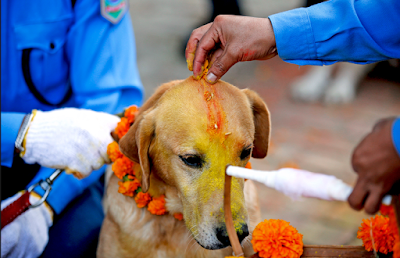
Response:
[97,77,270,257]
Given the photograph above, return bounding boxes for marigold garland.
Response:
[148,195,167,215]
[117,175,141,197]
[124,105,139,124]
[115,117,130,139]
[134,192,152,208]
[108,105,183,220]
[107,141,123,162]
[111,156,134,179]
[251,219,303,258]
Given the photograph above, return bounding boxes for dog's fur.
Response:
[98,77,270,257]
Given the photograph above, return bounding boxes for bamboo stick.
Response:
[224,172,244,257]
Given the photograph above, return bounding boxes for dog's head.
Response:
[119,77,270,250]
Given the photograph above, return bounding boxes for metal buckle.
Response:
[27,169,63,208]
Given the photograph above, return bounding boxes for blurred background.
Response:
[128,0,400,245]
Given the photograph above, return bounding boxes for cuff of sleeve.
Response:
[269,8,326,66]
[392,117,400,157]
[27,166,105,214]
[1,113,26,167]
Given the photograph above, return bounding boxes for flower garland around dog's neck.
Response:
[107,105,184,220]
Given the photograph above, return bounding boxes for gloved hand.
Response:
[21,108,119,178]
[1,192,53,258]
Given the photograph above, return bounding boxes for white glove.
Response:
[22,108,120,178]
[1,193,53,258]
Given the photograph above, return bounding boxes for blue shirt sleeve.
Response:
[1,113,25,167]
[65,0,144,114]
[393,117,400,158]
[269,0,400,66]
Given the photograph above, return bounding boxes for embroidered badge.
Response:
[101,0,128,24]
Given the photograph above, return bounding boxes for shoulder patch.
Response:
[101,0,128,24]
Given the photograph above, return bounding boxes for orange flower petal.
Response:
[107,141,123,162]
[245,162,252,169]
[112,156,135,179]
[124,105,139,124]
[148,195,167,215]
[115,117,130,139]
[135,192,152,208]
[173,213,184,221]
[118,177,141,197]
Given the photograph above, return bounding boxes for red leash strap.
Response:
[1,191,31,229]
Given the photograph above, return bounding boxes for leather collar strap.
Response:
[1,191,31,229]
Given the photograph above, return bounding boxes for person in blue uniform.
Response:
[1,0,144,257]
[185,0,400,215]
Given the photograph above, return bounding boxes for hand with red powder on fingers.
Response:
[185,15,277,83]
[348,117,400,214]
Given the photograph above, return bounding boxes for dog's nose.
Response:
[216,224,249,247]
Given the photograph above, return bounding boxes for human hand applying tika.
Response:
[185,15,277,84]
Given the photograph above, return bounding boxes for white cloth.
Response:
[22,108,120,178]
[1,193,53,258]
[227,167,352,201]
[227,166,392,204]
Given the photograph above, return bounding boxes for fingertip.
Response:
[206,72,218,84]
[347,187,367,211]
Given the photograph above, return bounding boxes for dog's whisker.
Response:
[185,233,199,255]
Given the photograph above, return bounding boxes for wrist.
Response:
[266,18,277,55]
[15,110,37,156]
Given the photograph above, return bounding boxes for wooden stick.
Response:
[224,172,244,256]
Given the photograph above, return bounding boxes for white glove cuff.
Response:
[22,110,58,165]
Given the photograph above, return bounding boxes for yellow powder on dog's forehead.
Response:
[158,77,248,235]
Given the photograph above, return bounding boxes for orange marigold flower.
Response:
[380,204,393,216]
[115,117,130,139]
[357,215,395,254]
[387,204,400,258]
[394,235,400,258]
[173,213,184,221]
[107,141,123,162]
[135,192,152,208]
[388,205,399,235]
[118,177,141,197]
[148,195,167,215]
[112,156,134,179]
[245,162,252,169]
[252,219,303,258]
[124,105,139,124]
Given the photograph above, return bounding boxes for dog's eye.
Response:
[240,147,252,160]
[179,155,203,168]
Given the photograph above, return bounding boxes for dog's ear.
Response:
[242,89,271,159]
[119,81,181,192]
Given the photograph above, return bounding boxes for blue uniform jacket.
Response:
[269,0,400,156]
[1,0,144,213]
